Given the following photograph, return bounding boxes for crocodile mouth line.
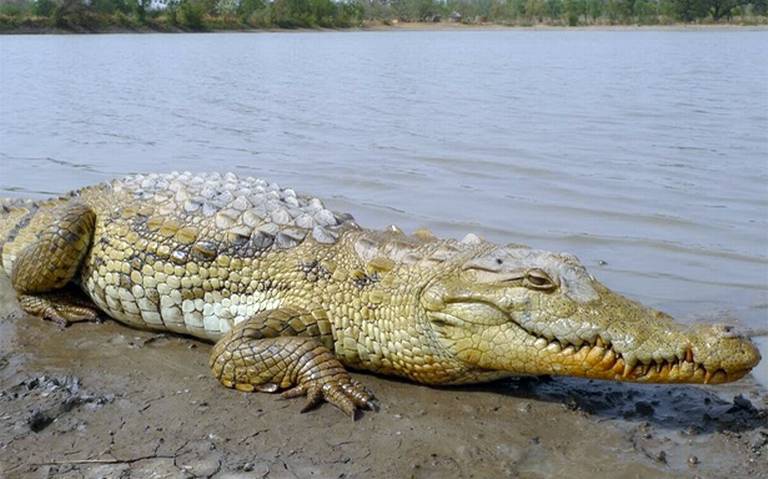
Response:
[431,307,744,384]
[528,332,738,384]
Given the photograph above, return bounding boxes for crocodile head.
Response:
[422,245,761,384]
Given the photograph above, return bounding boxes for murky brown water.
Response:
[0,31,766,388]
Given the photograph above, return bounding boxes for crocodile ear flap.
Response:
[465,269,527,285]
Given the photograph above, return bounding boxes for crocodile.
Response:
[0,172,761,417]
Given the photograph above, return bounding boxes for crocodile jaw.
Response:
[510,321,761,385]
[427,295,761,385]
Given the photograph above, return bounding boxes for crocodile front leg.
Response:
[209,308,376,418]
[11,201,100,327]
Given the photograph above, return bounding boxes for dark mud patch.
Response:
[2,375,116,433]
[466,374,768,433]
[0,274,766,478]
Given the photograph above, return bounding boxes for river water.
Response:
[0,30,766,385]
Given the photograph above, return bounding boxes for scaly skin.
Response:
[0,172,761,417]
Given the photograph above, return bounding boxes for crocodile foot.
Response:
[18,293,101,328]
[210,335,376,419]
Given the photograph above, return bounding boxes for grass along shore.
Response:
[1,0,767,34]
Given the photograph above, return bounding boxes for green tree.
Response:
[0,2,27,17]
[635,0,659,22]
[216,0,239,15]
[309,0,337,25]
[53,0,85,27]
[705,0,743,19]
[604,0,623,21]
[129,0,151,22]
[508,0,527,18]
[669,0,708,20]
[32,0,57,16]
[336,0,363,26]
[584,0,603,20]
[525,0,547,20]
[92,0,113,14]
[272,0,314,27]
[545,0,562,18]
[419,0,441,19]
[238,0,265,18]
[180,0,209,28]
[563,0,585,24]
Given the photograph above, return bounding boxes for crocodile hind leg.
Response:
[209,307,376,418]
[11,202,100,328]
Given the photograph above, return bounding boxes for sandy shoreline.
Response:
[0,273,766,478]
[2,21,767,35]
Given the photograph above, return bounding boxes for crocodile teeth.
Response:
[545,342,562,354]
[595,337,606,348]
[623,357,638,378]
[602,349,616,366]
[586,346,605,365]
[704,370,713,384]
[685,347,694,363]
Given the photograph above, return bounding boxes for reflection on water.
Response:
[0,31,766,386]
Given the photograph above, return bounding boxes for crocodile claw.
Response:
[281,376,376,419]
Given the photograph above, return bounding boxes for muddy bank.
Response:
[0,274,766,479]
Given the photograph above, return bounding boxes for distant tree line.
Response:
[0,0,766,31]
[0,0,365,30]
[363,0,767,24]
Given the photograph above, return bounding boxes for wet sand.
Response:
[0,273,766,479]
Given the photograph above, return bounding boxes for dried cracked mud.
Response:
[0,274,766,479]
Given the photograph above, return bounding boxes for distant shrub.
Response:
[114,9,141,27]
[336,1,364,26]
[0,14,18,30]
[31,0,55,17]
[204,12,242,28]
[238,0,265,19]
[271,0,314,27]
[180,0,207,29]
[246,6,272,27]
[0,3,28,17]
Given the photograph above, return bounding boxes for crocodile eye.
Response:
[524,269,557,291]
